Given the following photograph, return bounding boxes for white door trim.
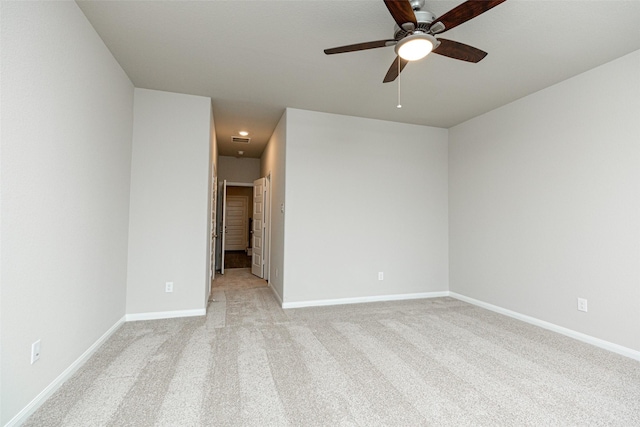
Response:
[221,179,227,275]
[265,173,271,282]
[208,165,217,300]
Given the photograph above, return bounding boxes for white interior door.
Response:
[209,174,217,287]
[225,196,248,251]
[264,175,270,281]
[252,178,266,278]
[221,179,227,275]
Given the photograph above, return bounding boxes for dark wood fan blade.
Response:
[324,40,396,55]
[433,38,487,62]
[383,56,409,83]
[433,0,507,33]
[384,0,417,29]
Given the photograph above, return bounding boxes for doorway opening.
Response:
[218,178,270,279]
[221,182,253,273]
[210,177,272,304]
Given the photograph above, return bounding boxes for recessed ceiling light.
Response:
[238,131,249,137]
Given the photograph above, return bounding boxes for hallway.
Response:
[211,267,266,292]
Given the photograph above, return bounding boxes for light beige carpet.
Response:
[211,268,268,291]
[25,285,640,426]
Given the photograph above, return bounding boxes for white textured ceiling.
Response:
[77,0,640,158]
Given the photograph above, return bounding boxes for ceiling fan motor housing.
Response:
[393,10,436,40]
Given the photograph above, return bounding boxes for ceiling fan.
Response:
[324,0,507,83]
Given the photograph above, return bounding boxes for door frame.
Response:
[220,181,254,274]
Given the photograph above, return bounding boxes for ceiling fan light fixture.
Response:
[395,33,437,61]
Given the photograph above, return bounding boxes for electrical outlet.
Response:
[577,298,588,312]
[165,282,174,293]
[31,340,41,364]
[378,272,384,281]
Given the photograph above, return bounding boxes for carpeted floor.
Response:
[212,267,267,291]
[25,282,640,426]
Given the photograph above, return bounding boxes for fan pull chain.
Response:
[397,58,402,109]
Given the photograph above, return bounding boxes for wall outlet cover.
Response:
[577,298,588,312]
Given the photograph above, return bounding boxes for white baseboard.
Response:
[450,292,640,362]
[125,308,206,322]
[282,291,450,309]
[5,316,126,427]
[9,292,637,427]
[268,281,284,306]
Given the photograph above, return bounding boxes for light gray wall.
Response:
[283,109,449,304]
[260,112,287,300]
[0,2,134,424]
[218,155,261,183]
[126,89,212,315]
[449,49,640,352]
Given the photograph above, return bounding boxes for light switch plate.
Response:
[31,340,41,364]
